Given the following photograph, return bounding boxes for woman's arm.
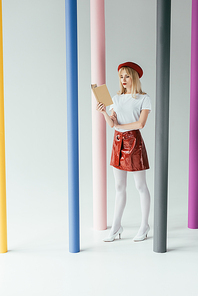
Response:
[113,109,150,130]
[96,102,114,128]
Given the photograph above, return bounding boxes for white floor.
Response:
[1,189,198,296]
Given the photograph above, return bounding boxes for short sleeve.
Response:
[109,95,115,112]
[109,103,114,111]
[141,95,151,112]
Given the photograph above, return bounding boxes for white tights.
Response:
[109,167,150,237]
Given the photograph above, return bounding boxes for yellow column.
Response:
[0,0,7,253]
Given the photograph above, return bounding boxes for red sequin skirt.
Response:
[110,129,149,171]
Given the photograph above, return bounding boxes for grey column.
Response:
[154,0,171,253]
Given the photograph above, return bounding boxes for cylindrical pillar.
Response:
[65,0,80,253]
[90,0,107,230]
[154,0,171,253]
[188,0,198,229]
[0,0,7,254]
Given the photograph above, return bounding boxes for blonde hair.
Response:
[117,66,146,98]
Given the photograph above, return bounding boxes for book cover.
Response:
[91,84,113,107]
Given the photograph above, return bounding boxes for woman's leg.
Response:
[109,167,127,236]
[133,170,150,236]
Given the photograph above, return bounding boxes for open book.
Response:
[91,84,113,107]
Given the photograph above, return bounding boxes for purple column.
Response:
[188,0,198,229]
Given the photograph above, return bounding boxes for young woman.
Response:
[96,61,151,242]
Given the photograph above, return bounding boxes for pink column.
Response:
[188,0,198,229]
[90,0,107,230]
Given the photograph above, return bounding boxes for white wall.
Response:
[2,0,192,230]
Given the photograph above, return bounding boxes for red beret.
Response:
[117,62,143,78]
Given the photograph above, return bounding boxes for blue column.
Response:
[65,0,80,253]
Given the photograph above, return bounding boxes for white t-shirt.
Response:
[109,93,151,132]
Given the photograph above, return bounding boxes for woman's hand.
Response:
[96,102,106,114]
[110,111,119,127]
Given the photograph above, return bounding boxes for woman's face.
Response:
[120,69,132,91]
